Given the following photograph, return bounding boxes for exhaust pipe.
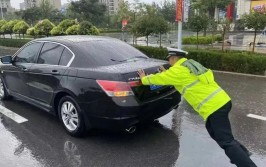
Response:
[125,126,136,134]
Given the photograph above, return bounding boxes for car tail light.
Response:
[97,80,142,97]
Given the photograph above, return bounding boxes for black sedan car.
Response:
[0,36,181,137]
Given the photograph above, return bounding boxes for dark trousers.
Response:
[206,101,257,167]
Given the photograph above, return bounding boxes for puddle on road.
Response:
[0,118,45,167]
[158,99,266,167]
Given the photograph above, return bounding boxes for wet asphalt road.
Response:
[0,71,265,167]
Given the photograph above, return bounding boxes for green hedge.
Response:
[135,46,266,75]
[183,35,222,45]
[0,38,31,48]
[134,45,168,59]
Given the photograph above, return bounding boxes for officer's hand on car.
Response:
[137,69,146,79]
[159,66,166,72]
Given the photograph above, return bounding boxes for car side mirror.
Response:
[0,55,12,64]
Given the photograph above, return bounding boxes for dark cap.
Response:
[166,47,188,59]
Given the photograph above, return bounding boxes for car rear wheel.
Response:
[0,77,11,100]
[58,96,86,137]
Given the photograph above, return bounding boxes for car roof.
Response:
[32,35,118,45]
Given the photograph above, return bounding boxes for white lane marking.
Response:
[247,114,266,121]
[0,105,28,123]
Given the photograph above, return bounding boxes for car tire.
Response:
[58,96,86,137]
[0,76,12,100]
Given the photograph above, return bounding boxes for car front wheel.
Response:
[58,96,86,137]
[0,77,11,100]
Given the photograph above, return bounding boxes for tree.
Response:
[154,16,169,47]
[26,27,36,38]
[159,0,176,23]
[0,20,7,38]
[34,19,55,37]
[70,0,106,24]
[66,25,80,35]
[208,19,218,48]
[48,9,66,24]
[89,26,100,35]
[191,0,230,19]
[79,21,93,35]
[188,14,209,49]
[1,20,20,39]
[63,21,100,35]
[116,1,133,22]
[132,16,155,46]
[50,26,64,36]
[39,0,54,19]
[4,12,22,20]
[13,21,30,39]
[218,19,233,51]
[243,11,266,52]
[132,14,169,46]
[58,19,78,34]
[20,7,42,26]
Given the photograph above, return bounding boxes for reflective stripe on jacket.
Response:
[141,58,231,121]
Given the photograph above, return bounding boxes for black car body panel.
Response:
[0,36,181,131]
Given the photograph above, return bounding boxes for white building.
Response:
[99,0,122,15]
[20,2,26,10]
[236,0,251,20]
[0,0,11,12]
[24,0,61,10]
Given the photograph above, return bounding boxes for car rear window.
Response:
[78,40,148,66]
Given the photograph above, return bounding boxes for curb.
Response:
[0,46,19,50]
[214,70,266,79]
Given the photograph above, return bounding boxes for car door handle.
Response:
[51,70,59,75]
[22,68,28,72]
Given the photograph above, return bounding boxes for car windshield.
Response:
[78,40,148,66]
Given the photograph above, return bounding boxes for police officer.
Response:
[137,48,257,167]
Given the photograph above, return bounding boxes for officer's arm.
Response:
[141,66,183,86]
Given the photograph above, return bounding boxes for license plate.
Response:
[150,85,162,91]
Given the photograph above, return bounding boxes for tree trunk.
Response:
[222,30,225,51]
[10,34,12,39]
[253,30,257,53]
[203,29,207,37]
[211,30,214,48]
[23,33,25,39]
[159,32,162,47]
[197,31,199,49]
[146,35,148,46]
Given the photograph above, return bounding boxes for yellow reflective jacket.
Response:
[141,58,231,121]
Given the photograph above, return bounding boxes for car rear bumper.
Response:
[82,90,181,130]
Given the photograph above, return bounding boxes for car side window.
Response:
[59,48,73,66]
[14,42,43,63]
[37,43,64,65]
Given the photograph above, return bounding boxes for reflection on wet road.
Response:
[0,72,265,167]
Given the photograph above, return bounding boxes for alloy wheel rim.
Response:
[61,101,79,131]
[0,79,4,98]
